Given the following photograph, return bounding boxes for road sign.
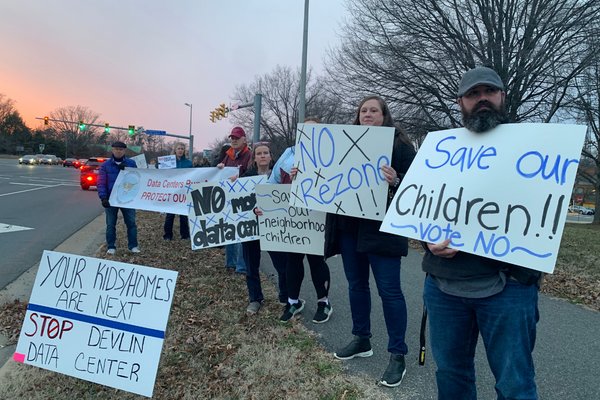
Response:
[39,144,45,152]
[145,129,166,136]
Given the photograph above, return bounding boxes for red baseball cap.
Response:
[229,126,246,139]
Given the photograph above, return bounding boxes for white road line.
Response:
[10,182,53,187]
[0,185,62,197]
[0,223,34,234]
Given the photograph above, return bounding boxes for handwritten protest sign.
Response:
[130,154,147,169]
[14,251,178,397]
[256,184,326,255]
[289,123,394,221]
[108,167,237,215]
[380,123,586,273]
[188,176,266,250]
[157,155,176,169]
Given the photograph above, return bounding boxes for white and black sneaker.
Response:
[379,354,406,387]
[312,301,332,323]
[334,335,373,360]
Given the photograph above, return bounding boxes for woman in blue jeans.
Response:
[324,95,416,388]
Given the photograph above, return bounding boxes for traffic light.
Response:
[209,112,216,123]
[104,123,110,133]
[79,121,86,131]
[128,125,135,136]
[43,116,49,125]
[217,103,228,118]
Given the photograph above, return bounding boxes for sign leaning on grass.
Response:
[289,123,394,221]
[380,123,587,273]
[14,251,178,397]
[255,184,326,255]
[188,175,266,249]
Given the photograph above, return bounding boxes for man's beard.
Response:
[462,100,507,133]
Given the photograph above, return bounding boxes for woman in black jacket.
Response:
[326,95,416,388]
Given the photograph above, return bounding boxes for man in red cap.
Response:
[216,126,252,273]
[217,126,252,176]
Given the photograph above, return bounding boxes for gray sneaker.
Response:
[130,247,141,253]
[106,248,116,255]
[379,354,406,387]
[246,301,262,314]
[334,335,373,360]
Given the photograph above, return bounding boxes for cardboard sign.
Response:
[108,167,238,215]
[256,184,326,255]
[380,123,587,273]
[188,176,266,250]
[157,155,176,169]
[289,123,394,220]
[14,251,178,397]
[130,154,147,169]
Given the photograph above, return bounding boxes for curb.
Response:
[0,213,105,378]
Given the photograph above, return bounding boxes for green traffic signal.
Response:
[78,121,86,131]
[128,125,135,136]
[104,123,110,133]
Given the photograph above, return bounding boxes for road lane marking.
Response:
[0,223,34,234]
[0,184,62,197]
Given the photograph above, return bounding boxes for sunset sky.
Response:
[0,0,347,151]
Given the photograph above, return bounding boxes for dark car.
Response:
[80,157,107,190]
[63,158,78,167]
[19,155,37,165]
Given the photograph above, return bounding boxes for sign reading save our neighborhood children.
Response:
[256,184,326,256]
[188,176,266,250]
[289,123,395,221]
[14,251,178,397]
[380,123,587,273]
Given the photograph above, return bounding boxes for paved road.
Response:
[0,159,102,290]
[260,248,600,399]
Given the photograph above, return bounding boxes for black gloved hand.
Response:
[118,163,126,170]
[101,198,110,208]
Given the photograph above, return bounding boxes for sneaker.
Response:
[130,247,141,253]
[246,301,262,314]
[379,354,406,388]
[106,248,116,255]
[279,299,305,322]
[312,301,333,323]
[334,336,373,360]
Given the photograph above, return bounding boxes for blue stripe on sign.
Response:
[27,303,165,339]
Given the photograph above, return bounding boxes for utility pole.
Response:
[298,0,310,123]
[185,103,193,160]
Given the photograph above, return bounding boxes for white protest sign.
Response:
[130,154,147,169]
[188,176,266,249]
[14,251,178,397]
[256,184,326,255]
[380,123,587,273]
[157,155,176,169]
[108,167,238,215]
[289,123,394,221]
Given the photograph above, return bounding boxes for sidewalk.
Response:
[0,213,105,375]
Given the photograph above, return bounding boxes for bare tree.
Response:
[327,0,600,137]
[572,59,600,223]
[230,65,347,158]
[49,106,102,157]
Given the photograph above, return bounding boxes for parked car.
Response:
[571,205,594,215]
[34,154,46,164]
[80,157,106,190]
[40,154,59,165]
[18,155,37,165]
[63,158,78,167]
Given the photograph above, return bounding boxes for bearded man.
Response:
[422,66,541,400]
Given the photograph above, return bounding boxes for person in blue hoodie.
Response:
[98,141,139,255]
[163,142,193,240]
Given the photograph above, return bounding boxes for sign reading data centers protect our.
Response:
[289,123,394,221]
[380,123,587,273]
[15,251,178,397]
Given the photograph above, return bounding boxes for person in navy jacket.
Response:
[97,141,139,255]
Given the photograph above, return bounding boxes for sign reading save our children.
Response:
[380,123,587,273]
[188,176,266,250]
[14,251,178,397]
[289,123,395,221]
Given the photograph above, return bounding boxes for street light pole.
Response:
[184,103,193,160]
[298,0,309,123]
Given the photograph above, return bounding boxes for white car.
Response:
[571,205,594,215]
[18,155,37,165]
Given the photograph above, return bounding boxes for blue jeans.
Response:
[339,232,408,355]
[423,275,539,400]
[105,207,137,250]
[225,243,246,272]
